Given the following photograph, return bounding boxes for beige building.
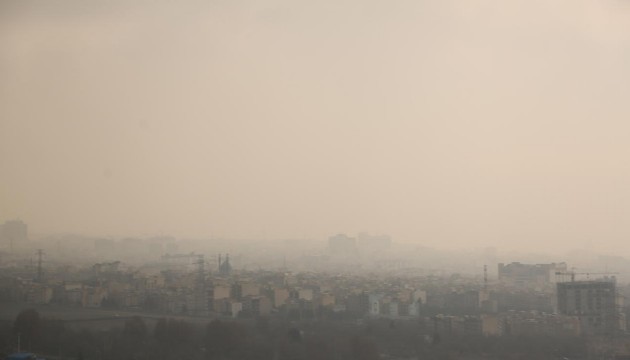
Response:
[26,285,52,304]
[241,283,260,297]
[274,288,290,308]
[481,314,502,336]
[213,285,231,300]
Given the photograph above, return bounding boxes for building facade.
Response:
[556,279,618,335]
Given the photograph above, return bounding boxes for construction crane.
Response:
[555,271,619,282]
[193,254,207,315]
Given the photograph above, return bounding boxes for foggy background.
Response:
[1,0,630,253]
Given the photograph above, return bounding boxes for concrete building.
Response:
[213,285,231,300]
[556,279,619,335]
[498,262,567,288]
[413,290,427,304]
[242,295,272,316]
[407,301,420,316]
[274,288,290,308]
[480,314,502,336]
[240,282,260,297]
[85,286,109,308]
[388,301,399,317]
[319,292,335,307]
[298,288,314,301]
[328,234,357,256]
[26,284,52,304]
[368,294,383,317]
[221,299,242,318]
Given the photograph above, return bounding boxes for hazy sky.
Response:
[1,0,630,252]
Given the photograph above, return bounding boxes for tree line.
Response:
[0,309,589,360]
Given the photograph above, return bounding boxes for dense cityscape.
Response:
[2,220,630,359]
[3,0,630,359]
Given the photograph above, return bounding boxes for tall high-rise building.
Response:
[498,262,567,287]
[556,279,619,335]
[328,234,357,256]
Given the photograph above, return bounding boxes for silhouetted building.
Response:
[557,279,618,335]
[328,234,357,256]
[498,262,567,287]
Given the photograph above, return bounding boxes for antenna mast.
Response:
[36,249,44,282]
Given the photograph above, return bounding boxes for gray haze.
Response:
[1,0,630,252]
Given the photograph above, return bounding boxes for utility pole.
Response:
[194,254,207,316]
[36,249,44,282]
